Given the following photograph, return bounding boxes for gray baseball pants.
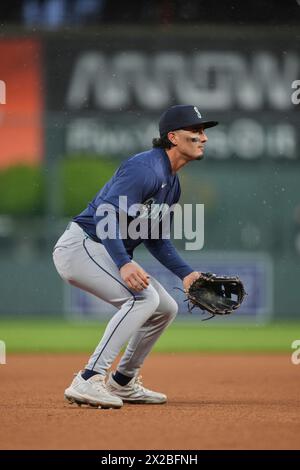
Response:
[53,222,178,377]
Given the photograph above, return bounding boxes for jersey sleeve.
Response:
[143,238,193,280]
[95,204,132,269]
[92,163,158,270]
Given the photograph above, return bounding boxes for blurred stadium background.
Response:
[0,0,300,352]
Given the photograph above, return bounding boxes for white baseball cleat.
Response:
[64,371,123,409]
[106,373,167,404]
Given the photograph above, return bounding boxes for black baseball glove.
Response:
[186,272,246,320]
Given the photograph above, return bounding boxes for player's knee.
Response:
[136,288,160,315]
[148,289,160,314]
[166,297,178,320]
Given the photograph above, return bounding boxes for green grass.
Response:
[0,319,299,353]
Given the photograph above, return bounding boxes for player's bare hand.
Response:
[120,263,150,291]
[183,271,202,292]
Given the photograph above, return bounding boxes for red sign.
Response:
[0,39,43,168]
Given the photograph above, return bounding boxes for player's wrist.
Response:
[183,271,201,280]
[118,260,132,270]
[183,271,201,291]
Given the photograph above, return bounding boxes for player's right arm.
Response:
[143,238,201,291]
[93,162,158,291]
[95,203,149,291]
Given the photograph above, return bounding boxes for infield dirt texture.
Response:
[0,353,299,449]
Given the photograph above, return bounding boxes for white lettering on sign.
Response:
[66,51,299,111]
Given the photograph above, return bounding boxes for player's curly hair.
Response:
[152,135,175,149]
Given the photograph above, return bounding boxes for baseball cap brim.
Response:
[200,120,218,129]
[177,120,219,131]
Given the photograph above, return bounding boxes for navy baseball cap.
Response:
[159,105,218,137]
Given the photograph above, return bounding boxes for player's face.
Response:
[169,127,208,161]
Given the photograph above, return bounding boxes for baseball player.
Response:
[53,105,218,409]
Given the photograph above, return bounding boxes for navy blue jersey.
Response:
[73,147,193,279]
[74,148,180,244]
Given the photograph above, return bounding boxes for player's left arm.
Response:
[143,180,201,288]
[143,238,201,289]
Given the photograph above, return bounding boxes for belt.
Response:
[66,221,101,243]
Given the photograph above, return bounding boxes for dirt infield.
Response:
[0,353,299,450]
